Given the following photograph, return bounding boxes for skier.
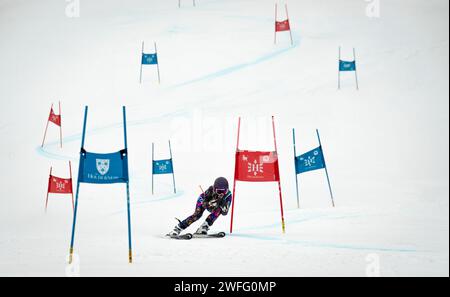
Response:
[169,177,232,237]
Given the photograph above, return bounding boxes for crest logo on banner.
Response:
[292,129,335,209]
[157,161,167,172]
[41,101,63,148]
[154,160,172,174]
[69,106,133,265]
[249,159,264,176]
[274,3,293,45]
[96,159,110,176]
[55,179,68,192]
[45,161,74,212]
[230,117,286,234]
[152,141,177,194]
[301,151,319,167]
[140,41,161,84]
[338,47,359,90]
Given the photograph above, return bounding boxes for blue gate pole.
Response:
[123,106,133,263]
[338,46,341,90]
[353,48,359,90]
[316,129,335,207]
[139,41,144,84]
[169,140,177,194]
[292,129,300,209]
[155,42,161,84]
[69,106,88,264]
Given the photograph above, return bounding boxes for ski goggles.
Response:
[214,188,227,195]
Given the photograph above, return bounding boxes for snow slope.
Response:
[0,0,448,276]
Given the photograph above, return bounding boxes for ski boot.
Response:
[195,221,210,235]
[168,218,185,237]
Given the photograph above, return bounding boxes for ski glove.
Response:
[220,204,229,216]
[208,199,219,210]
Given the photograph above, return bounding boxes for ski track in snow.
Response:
[108,189,186,216]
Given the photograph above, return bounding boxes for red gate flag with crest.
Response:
[49,176,72,194]
[49,108,61,126]
[275,20,290,32]
[230,117,286,234]
[41,102,63,148]
[45,161,74,212]
[235,150,280,182]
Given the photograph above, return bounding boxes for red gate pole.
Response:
[41,104,53,147]
[272,116,286,234]
[230,117,241,234]
[274,4,278,44]
[285,4,293,46]
[45,167,52,212]
[59,101,63,148]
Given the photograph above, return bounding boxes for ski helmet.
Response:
[213,177,229,193]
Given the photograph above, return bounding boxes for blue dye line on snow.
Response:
[108,190,186,216]
[170,41,299,89]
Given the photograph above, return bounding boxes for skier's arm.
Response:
[201,186,214,208]
[220,192,232,216]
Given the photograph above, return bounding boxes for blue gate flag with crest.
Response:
[142,53,158,65]
[339,60,356,72]
[78,149,129,184]
[295,146,325,174]
[153,159,174,175]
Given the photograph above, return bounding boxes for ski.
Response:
[193,232,226,238]
[166,233,193,240]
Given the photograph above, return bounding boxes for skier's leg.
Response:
[195,208,222,234]
[169,200,205,236]
[179,197,206,229]
[206,208,222,226]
